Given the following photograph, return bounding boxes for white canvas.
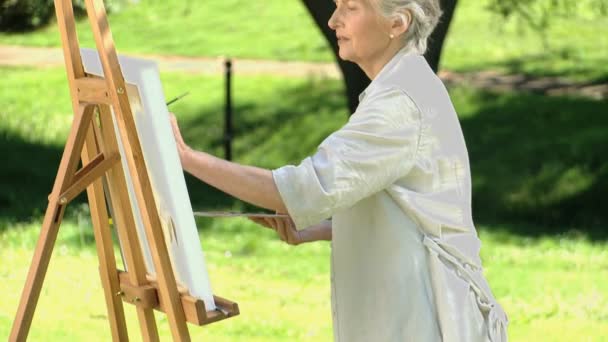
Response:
[81,48,215,310]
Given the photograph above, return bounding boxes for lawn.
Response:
[0,0,607,80]
[2,66,607,233]
[1,218,607,341]
[1,65,608,340]
[2,0,607,340]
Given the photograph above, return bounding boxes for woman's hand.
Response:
[169,113,191,165]
[248,215,305,246]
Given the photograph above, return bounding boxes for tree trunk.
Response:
[425,0,459,73]
[301,0,370,114]
[301,0,458,114]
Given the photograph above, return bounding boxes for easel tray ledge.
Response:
[117,271,239,326]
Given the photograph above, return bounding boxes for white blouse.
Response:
[272,49,508,342]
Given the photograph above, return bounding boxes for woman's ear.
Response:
[392,11,412,38]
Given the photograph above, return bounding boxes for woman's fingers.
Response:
[250,216,300,246]
[169,113,179,138]
[169,113,187,152]
[247,217,271,229]
[281,217,293,244]
[276,217,299,245]
[272,217,292,244]
[269,217,286,241]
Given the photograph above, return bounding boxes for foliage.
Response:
[0,0,55,31]
[486,0,608,49]
[0,0,130,32]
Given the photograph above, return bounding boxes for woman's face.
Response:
[328,0,392,66]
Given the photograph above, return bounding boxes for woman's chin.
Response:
[337,50,353,63]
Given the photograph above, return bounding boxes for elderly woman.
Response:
[170,0,508,341]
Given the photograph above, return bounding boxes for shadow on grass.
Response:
[1,79,606,240]
[0,130,63,229]
[459,89,608,239]
[454,49,608,83]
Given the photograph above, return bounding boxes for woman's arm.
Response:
[182,148,288,213]
[170,114,288,213]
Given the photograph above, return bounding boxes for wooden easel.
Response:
[9,0,238,341]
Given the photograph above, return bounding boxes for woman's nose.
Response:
[328,9,339,30]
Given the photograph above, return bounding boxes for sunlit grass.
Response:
[1,220,607,341]
[1,0,606,80]
[0,218,332,341]
[1,65,608,340]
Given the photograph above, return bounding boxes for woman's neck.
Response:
[359,43,405,80]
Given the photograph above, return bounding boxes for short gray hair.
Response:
[375,0,443,54]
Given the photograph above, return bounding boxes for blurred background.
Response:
[1,0,607,340]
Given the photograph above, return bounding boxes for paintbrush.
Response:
[166,91,190,106]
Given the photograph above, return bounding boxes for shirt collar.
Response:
[358,47,416,103]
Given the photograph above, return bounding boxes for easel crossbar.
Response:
[59,151,120,204]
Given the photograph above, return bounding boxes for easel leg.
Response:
[83,116,129,341]
[10,105,95,342]
[97,105,160,341]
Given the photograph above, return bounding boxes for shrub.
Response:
[0,0,129,32]
[0,0,55,31]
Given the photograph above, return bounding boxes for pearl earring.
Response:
[389,34,395,39]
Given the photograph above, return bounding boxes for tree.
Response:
[301,0,459,114]
[300,0,369,114]
[425,0,459,74]
[486,0,607,50]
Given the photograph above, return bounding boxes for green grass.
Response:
[0,0,332,62]
[1,65,608,340]
[0,66,347,226]
[1,219,607,341]
[2,66,606,233]
[1,0,607,80]
[0,218,333,341]
[441,0,608,81]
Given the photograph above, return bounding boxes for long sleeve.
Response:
[272,88,422,229]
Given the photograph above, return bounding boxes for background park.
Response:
[1,0,607,340]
